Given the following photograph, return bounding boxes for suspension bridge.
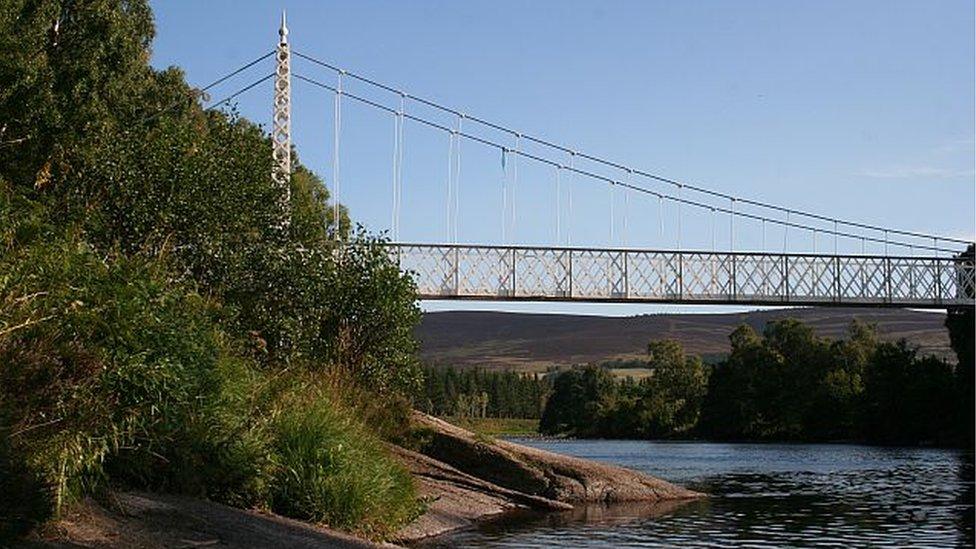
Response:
[207,15,974,310]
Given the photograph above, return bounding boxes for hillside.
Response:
[417,308,951,371]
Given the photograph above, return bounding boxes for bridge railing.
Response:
[389,243,975,308]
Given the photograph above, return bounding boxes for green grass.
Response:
[608,367,654,380]
[269,382,420,537]
[448,417,540,437]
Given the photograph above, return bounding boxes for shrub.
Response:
[268,378,419,537]
[315,229,422,394]
[0,232,267,513]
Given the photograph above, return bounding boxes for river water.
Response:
[424,440,974,548]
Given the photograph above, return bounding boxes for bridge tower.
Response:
[272,11,292,223]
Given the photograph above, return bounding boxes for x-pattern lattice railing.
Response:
[391,244,975,308]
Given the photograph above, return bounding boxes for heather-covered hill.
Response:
[417,308,950,370]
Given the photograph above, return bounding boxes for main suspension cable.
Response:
[148,51,275,123]
[204,73,275,112]
[292,50,970,248]
[292,72,961,254]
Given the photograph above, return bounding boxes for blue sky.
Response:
[149,1,974,316]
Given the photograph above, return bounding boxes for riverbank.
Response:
[28,414,701,547]
[446,417,540,437]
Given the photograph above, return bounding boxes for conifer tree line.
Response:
[416,367,550,419]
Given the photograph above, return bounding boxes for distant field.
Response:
[608,368,654,380]
[447,417,540,437]
[418,308,951,372]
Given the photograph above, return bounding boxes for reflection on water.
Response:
[421,440,974,548]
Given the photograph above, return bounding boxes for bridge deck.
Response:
[391,243,975,309]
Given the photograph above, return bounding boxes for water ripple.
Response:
[421,440,974,548]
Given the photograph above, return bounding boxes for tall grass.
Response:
[269,378,420,536]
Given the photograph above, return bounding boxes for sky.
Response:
[149,0,975,316]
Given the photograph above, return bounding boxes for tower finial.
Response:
[279,10,288,44]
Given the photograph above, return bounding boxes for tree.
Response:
[539,365,617,436]
[641,340,708,437]
[811,321,873,438]
[700,324,780,439]
[0,0,155,190]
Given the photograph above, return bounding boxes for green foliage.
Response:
[701,320,837,440]
[539,342,708,438]
[539,365,617,436]
[0,232,261,507]
[0,434,52,541]
[641,340,709,436]
[0,229,419,537]
[290,163,350,244]
[417,366,549,419]
[268,380,419,536]
[449,417,540,437]
[700,319,962,445]
[319,230,421,393]
[0,0,423,541]
[860,342,957,445]
[0,0,155,190]
[945,245,974,449]
[540,320,968,447]
[106,353,275,507]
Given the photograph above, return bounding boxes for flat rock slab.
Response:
[32,492,387,549]
[391,413,702,542]
[389,445,570,544]
[410,412,702,503]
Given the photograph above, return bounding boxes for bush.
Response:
[315,230,422,394]
[0,231,420,538]
[0,232,267,513]
[268,378,419,536]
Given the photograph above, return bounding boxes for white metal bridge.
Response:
[392,244,972,309]
[204,15,975,309]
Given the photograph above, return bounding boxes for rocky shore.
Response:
[391,412,701,543]
[27,491,388,549]
[31,413,700,547]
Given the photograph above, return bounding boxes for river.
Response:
[422,440,974,548]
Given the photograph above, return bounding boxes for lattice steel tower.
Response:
[272,11,291,223]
